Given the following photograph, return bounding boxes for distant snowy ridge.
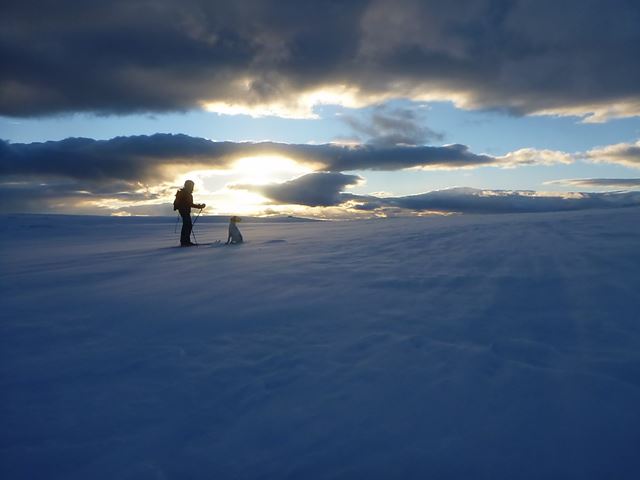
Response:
[344,186,640,214]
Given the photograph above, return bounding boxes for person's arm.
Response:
[187,193,205,209]
[192,198,205,209]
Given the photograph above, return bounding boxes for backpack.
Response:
[173,189,185,211]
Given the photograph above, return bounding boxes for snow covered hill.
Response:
[1,208,640,479]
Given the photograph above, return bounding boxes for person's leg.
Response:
[180,210,192,245]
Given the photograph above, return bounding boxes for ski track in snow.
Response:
[1,208,640,479]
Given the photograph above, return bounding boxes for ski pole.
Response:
[191,208,203,246]
[191,226,199,246]
[192,207,203,227]
[174,212,180,234]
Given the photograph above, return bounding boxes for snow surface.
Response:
[1,208,640,479]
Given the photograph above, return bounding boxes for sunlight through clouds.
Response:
[165,155,315,215]
[231,155,313,184]
[202,84,381,119]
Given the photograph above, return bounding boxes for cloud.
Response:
[341,105,443,146]
[0,134,252,184]
[496,149,574,168]
[3,134,639,214]
[347,188,640,214]
[545,178,640,189]
[326,143,498,171]
[0,179,164,214]
[0,134,530,187]
[232,172,362,207]
[227,168,640,214]
[231,173,640,213]
[584,140,640,168]
[2,0,640,120]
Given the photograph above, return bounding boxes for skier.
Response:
[173,180,205,247]
[226,216,244,244]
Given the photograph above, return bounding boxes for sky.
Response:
[1,0,640,217]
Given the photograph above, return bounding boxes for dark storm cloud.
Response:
[0,134,252,183]
[325,143,495,170]
[0,134,498,186]
[0,133,500,213]
[0,0,370,116]
[2,0,639,120]
[345,188,640,214]
[233,172,362,207]
[3,133,637,214]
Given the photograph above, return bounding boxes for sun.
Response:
[231,155,312,184]
[167,155,315,216]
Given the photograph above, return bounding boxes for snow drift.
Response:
[1,208,639,479]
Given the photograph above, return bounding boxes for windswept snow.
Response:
[1,208,640,479]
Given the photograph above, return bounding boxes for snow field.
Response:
[1,208,640,479]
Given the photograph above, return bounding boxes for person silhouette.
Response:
[226,216,244,244]
[173,180,205,247]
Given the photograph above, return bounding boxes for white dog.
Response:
[226,216,244,244]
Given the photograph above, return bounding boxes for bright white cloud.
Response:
[496,148,575,168]
[584,140,640,168]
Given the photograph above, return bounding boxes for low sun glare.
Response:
[231,155,312,184]
[168,155,313,216]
